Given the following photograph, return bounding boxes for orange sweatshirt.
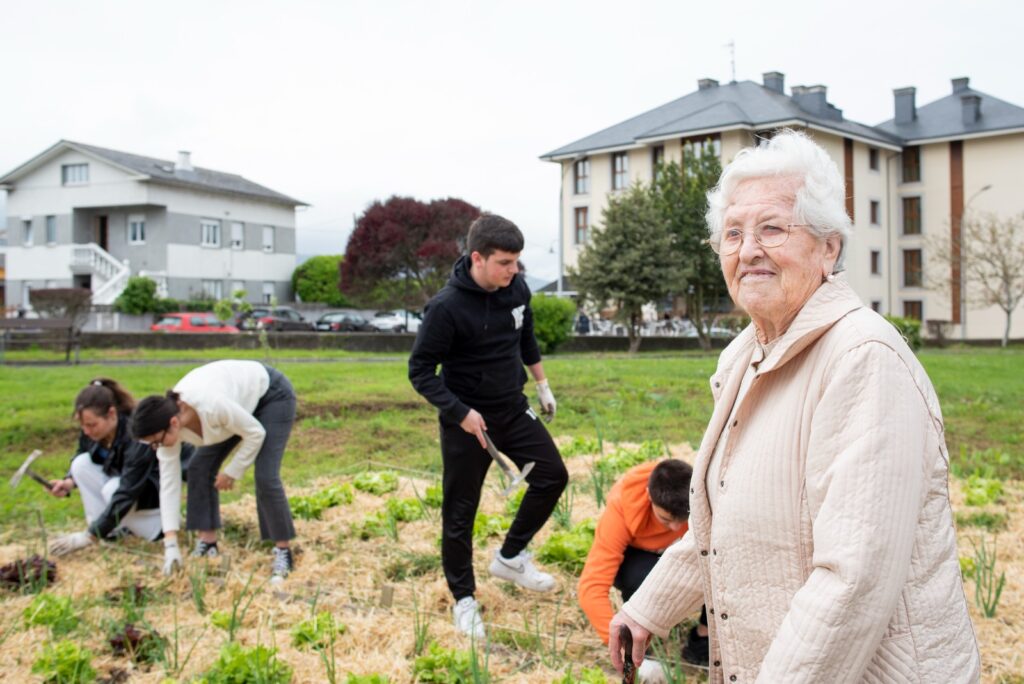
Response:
[577,460,687,643]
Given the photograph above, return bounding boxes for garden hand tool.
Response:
[9,450,53,491]
[483,432,534,497]
[620,624,636,684]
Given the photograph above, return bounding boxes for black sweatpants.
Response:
[440,405,568,600]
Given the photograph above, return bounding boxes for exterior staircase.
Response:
[70,243,130,305]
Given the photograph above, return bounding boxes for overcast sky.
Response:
[2,0,1021,282]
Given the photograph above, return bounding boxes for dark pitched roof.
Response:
[541,80,902,159]
[875,86,1024,142]
[1,140,306,206]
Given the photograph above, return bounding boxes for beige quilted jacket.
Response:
[622,279,980,683]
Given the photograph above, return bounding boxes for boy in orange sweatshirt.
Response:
[578,459,708,664]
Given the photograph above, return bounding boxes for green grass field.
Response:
[1,348,1021,533]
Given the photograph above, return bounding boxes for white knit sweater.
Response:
[156,360,270,533]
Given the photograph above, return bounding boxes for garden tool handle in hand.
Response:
[620,624,636,684]
[482,431,517,480]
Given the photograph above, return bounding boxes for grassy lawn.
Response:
[1,348,1020,531]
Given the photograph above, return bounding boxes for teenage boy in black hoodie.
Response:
[409,214,568,639]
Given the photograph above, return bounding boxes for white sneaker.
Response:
[452,596,485,639]
[488,550,556,592]
[637,658,668,683]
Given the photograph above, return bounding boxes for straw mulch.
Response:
[0,442,1019,683]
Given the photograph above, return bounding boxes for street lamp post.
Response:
[959,184,992,342]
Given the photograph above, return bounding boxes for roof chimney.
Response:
[952,77,970,94]
[175,150,193,173]
[762,71,785,93]
[961,94,981,125]
[697,78,719,91]
[791,85,828,116]
[894,87,916,124]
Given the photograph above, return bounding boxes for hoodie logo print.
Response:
[511,305,525,330]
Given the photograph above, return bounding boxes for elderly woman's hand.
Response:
[608,610,651,674]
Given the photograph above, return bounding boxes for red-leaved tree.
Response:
[341,196,480,307]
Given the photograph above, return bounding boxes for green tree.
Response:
[214,290,253,325]
[114,276,160,315]
[292,255,350,307]
[531,293,576,354]
[651,143,727,350]
[570,183,684,353]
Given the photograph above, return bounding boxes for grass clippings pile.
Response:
[0,438,1020,683]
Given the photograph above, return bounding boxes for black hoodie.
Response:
[409,255,542,424]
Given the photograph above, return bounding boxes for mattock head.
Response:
[10,450,43,488]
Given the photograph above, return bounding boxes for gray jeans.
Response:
[185,366,297,542]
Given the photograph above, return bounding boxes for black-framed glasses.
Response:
[142,429,167,449]
[710,223,811,256]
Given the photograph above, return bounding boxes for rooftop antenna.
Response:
[725,39,736,83]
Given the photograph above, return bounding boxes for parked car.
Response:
[315,311,375,332]
[151,312,239,333]
[237,306,314,331]
[369,310,422,333]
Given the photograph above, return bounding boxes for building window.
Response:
[23,220,33,247]
[902,197,921,235]
[870,250,881,275]
[870,200,881,225]
[683,134,722,160]
[573,158,590,195]
[871,300,882,313]
[651,145,665,181]
[574,207,589,245]
[612,152,629,190]
[903,300,923,321]
[200,219,221,247]
[262,226,275,253]
[61,163,89,185]
[45,216,57,244]
[902,146,920,183]
[262,282,275,304]
[903,249,923,287]
[869,148,879,171]
[231,221,244,250]
[128,214,146,245]
[201,280,223,300]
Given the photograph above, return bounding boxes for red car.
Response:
[151,312,239,333]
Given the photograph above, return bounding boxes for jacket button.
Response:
[709,608,715,615]
[712,548,717,555]
[714,660,721,667]
[690,487,694,494]
[731,419,738,427]
[720,480,725,487]
[700,550,709,556]
[721,613,729,620]
[730,676,737,682]
[714,381,721,388]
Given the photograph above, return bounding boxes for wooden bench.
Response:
[0,317,81,363]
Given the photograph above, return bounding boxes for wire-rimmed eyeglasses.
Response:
[709,223,812,256]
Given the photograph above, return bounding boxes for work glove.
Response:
[163,538,183,576]
[49,530,94,557]
[536,381,556,422]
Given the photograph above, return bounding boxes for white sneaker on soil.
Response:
[637,658,668,683]
[270,547,293,585]
[453,596,485,639]
[488,549,556,592]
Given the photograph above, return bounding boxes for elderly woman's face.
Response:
[720,177,839,336]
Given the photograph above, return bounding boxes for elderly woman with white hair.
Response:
[609,130,980,683]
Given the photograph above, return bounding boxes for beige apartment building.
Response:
[541,73,1024,342]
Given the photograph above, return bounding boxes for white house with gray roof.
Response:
[0,140,306,310]
[542,73,1024,342]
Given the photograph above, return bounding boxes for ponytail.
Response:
[131,392,182,439]
[73,377,135,419]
